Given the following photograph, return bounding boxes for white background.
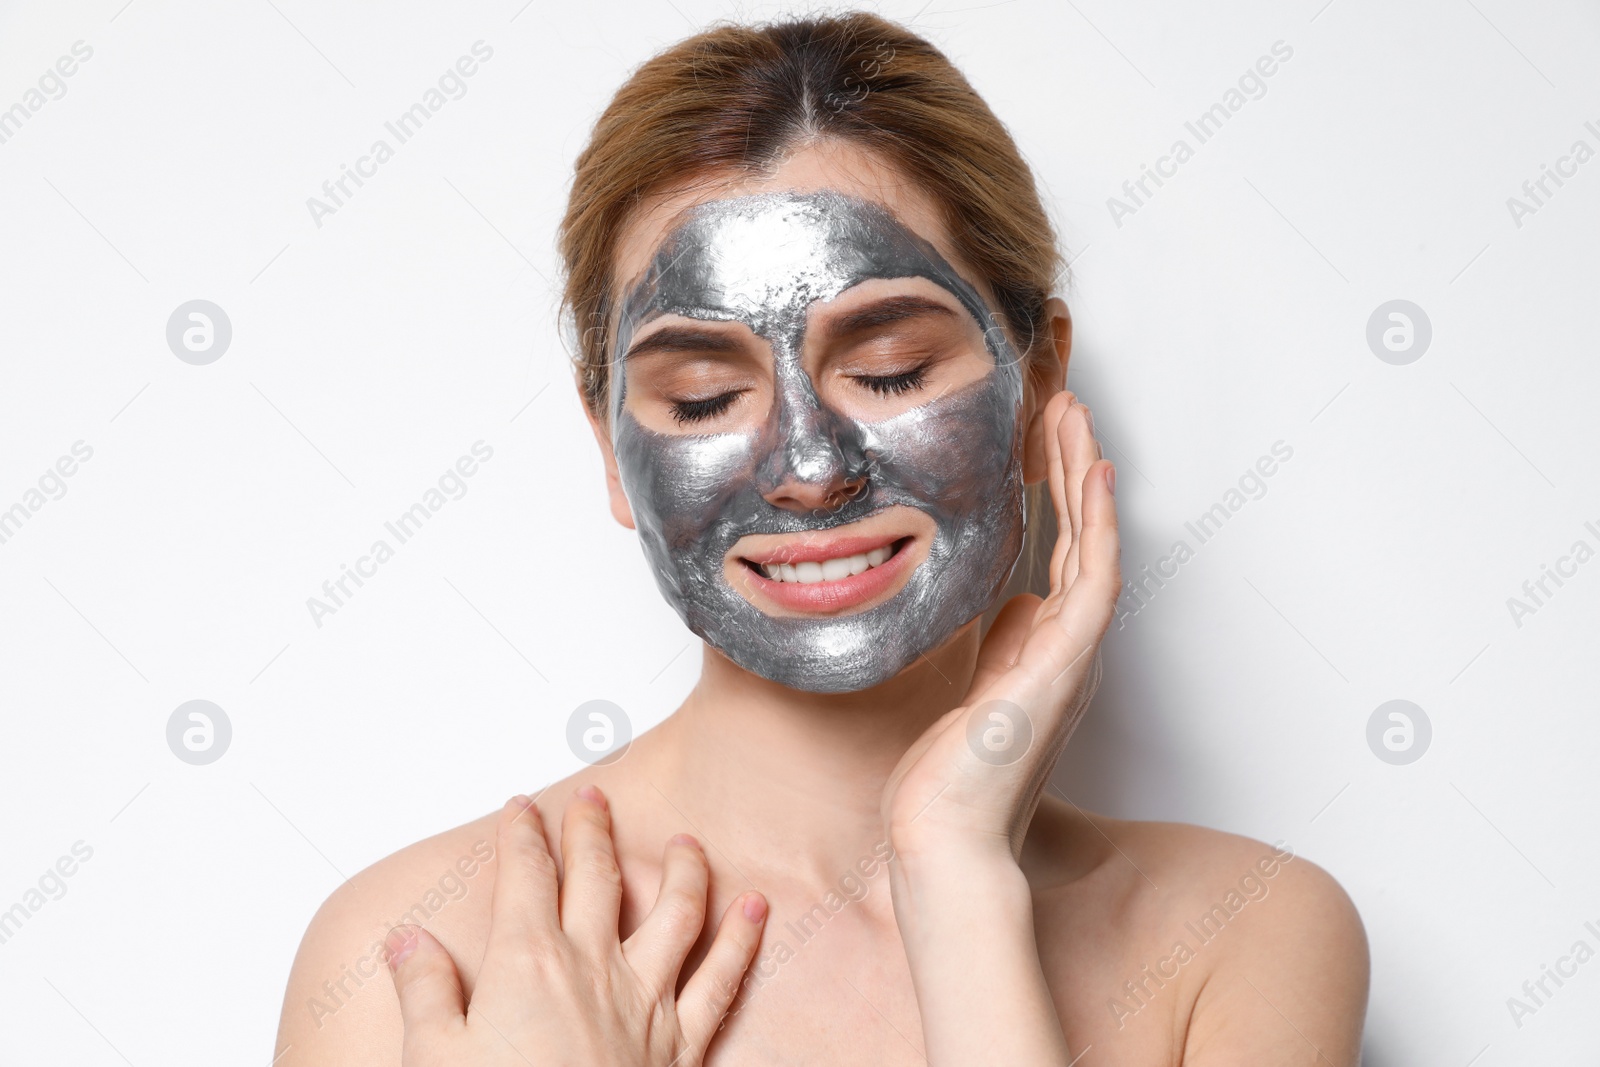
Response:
[1,0,1596,1063]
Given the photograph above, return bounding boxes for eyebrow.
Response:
[623,325,747,363]
[621,294,963,362]
[823,295,960,337]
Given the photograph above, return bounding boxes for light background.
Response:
[0,0,1596,1063]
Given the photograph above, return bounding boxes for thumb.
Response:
[971,594,1041,696]
[386,924,465,1036]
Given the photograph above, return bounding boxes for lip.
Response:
[726,509,933,616]
[739,531,901,566]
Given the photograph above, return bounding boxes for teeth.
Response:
[758,545,897,584]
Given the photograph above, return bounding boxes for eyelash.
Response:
[670,392,741,424]
[667,361,930,424]
[856,362,929,396]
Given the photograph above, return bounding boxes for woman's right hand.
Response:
[385,787,767,1067]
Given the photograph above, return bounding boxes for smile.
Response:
[746,537,910,583]
[728,517,930,617]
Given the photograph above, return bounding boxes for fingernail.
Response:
[1105,465,1116,496]
[1083,405,1096,435]
[669,832,699,849]
[385,926,418,970]
[510,794,534,812]
[576,784,607,809]
[742,893,768,923]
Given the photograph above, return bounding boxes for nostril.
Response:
[822,478,868,510]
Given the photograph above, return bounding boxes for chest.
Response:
[701,908,926,1067]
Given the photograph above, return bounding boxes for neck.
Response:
[645,624,980,882]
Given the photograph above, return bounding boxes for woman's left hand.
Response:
[882,389,1120,863]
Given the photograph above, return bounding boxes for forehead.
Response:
[610,139,988,306]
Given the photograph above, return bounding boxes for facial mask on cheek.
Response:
[609,190,1027,693]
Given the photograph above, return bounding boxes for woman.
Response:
[275,12,1368,1065]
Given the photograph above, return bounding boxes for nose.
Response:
[759,378,870,514]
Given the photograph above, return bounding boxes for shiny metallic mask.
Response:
[609,190,1026,692]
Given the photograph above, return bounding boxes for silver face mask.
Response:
[608,190,1027,693]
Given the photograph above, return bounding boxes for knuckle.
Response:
[576,849,622,889]
[657,889,706,935]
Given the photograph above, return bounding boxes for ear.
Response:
[580,375,636,530]
[1021,296,1071,485]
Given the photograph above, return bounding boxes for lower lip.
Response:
[739,539,916,614]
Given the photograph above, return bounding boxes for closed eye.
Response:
[854,362,929,397]
[670,391,742,424]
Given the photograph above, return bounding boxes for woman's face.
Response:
[593,142,1040,693]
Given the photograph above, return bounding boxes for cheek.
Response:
[867,387,1021,507]
[615,419,758,541]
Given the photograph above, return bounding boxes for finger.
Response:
[621,834,711,994]
[679,891,768,1052]
[1026,458,1120,689]
[1059,401,1098,590]
[386,925,466,1045]
[1063,458,1120,635]
[486,795,560,962]
[559,785,624,953]
[1041,391,1076,597]
[970,594,1040,697]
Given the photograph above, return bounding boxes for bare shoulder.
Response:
[272,809,502,1067]
[1026,801,1369,1065]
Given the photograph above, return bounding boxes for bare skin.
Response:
[273,138,1368,1066]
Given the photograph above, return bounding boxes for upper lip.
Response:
[737,531,903,567]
